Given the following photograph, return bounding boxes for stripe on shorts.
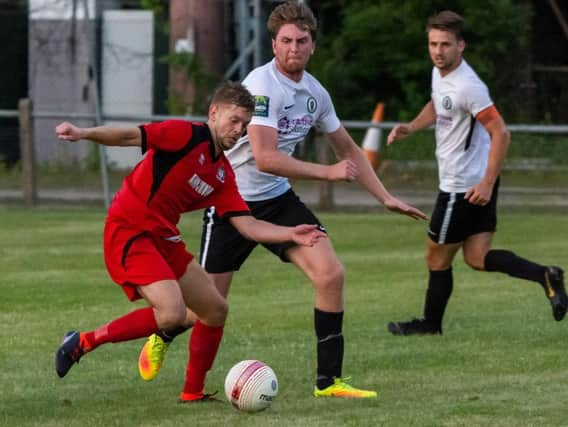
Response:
[201,207,216,267]
[438,192,456,244]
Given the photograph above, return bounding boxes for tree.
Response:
[310,0,531,121]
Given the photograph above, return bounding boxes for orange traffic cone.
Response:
[362,102,384,170]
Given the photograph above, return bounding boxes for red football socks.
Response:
[182,320,224,395]
[80,306,158,352]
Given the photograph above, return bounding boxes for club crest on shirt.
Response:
[306,96,317,113]
[198,153,205,165]
[253,95,270,117]
[188,174,214,197]
[442,96,452,110]
[216,166,226,183]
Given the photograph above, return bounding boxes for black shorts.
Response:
[428,179,499,244]
[200,189,325,273]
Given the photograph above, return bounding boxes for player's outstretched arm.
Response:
[55,121,141,147]
[387,101,437,145]
[327,126,428,221]
[229,215,326,246]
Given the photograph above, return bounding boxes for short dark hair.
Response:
[427,10,464,40]
[267,1,317,41]
[210,81,255,113]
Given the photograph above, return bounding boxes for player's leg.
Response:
[56,230,186,378]
[138,229,231,382]
[109,234,192,382]
[177,259,228,326]
[208,272,234,298]
[464,233,567,321]
[461,231,493,270]
[286,230,375,398]
[424,240,461,330]
[140,272,236,384]
[176,260,229,402]
[55,279,185,379]
[464,179,566,320]
[136,278,194,381]
[251,190,375,398]
[389,190,464,336]
[388,239,461,336]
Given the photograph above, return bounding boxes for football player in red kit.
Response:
[53,81,325,402]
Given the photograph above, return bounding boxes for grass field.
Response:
[1,208,567,426]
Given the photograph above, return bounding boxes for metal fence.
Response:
[2,104,568,210]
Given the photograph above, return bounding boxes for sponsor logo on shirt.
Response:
[436,114,452,130]
[188,174,214,197]
[277,115,314,135]
[253,95,270,117]
[216,166,226,183]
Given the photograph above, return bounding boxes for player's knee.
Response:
[202,299,228,327]
[425,252,446,270]
[464,253,485,271]
[215,299,229,324]
[155,304,187,330]
[314,261,345,293]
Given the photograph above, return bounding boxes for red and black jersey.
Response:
[108,120,250,236]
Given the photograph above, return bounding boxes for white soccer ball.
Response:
[224,360,278,412]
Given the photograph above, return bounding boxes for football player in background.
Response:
[387,10,566,336]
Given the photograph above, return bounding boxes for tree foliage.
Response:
[309,0,531,121]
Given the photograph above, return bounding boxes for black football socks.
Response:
[484,249,546,289]
[423,268,453,329]
[314,308,344,389]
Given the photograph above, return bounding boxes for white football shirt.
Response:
[431,59,494,193]
[226,59,341,201]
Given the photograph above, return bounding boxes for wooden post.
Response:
[18,98,37,206]
[315,131,334,211]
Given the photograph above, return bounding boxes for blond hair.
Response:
[210,81,254,113]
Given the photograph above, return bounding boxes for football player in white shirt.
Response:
[139,1,427,400]
[387,10,566,336]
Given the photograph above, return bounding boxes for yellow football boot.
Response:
[314,377,377,398]
[138,334,170,381]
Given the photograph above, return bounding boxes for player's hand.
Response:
[291,224,327,246]
[383,195,428,220]
[55,121,84,142]
[328,159,358,182]
[387,124,413,145]
[465,182,493,206]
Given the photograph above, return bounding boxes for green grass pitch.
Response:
[1,207,567,426]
